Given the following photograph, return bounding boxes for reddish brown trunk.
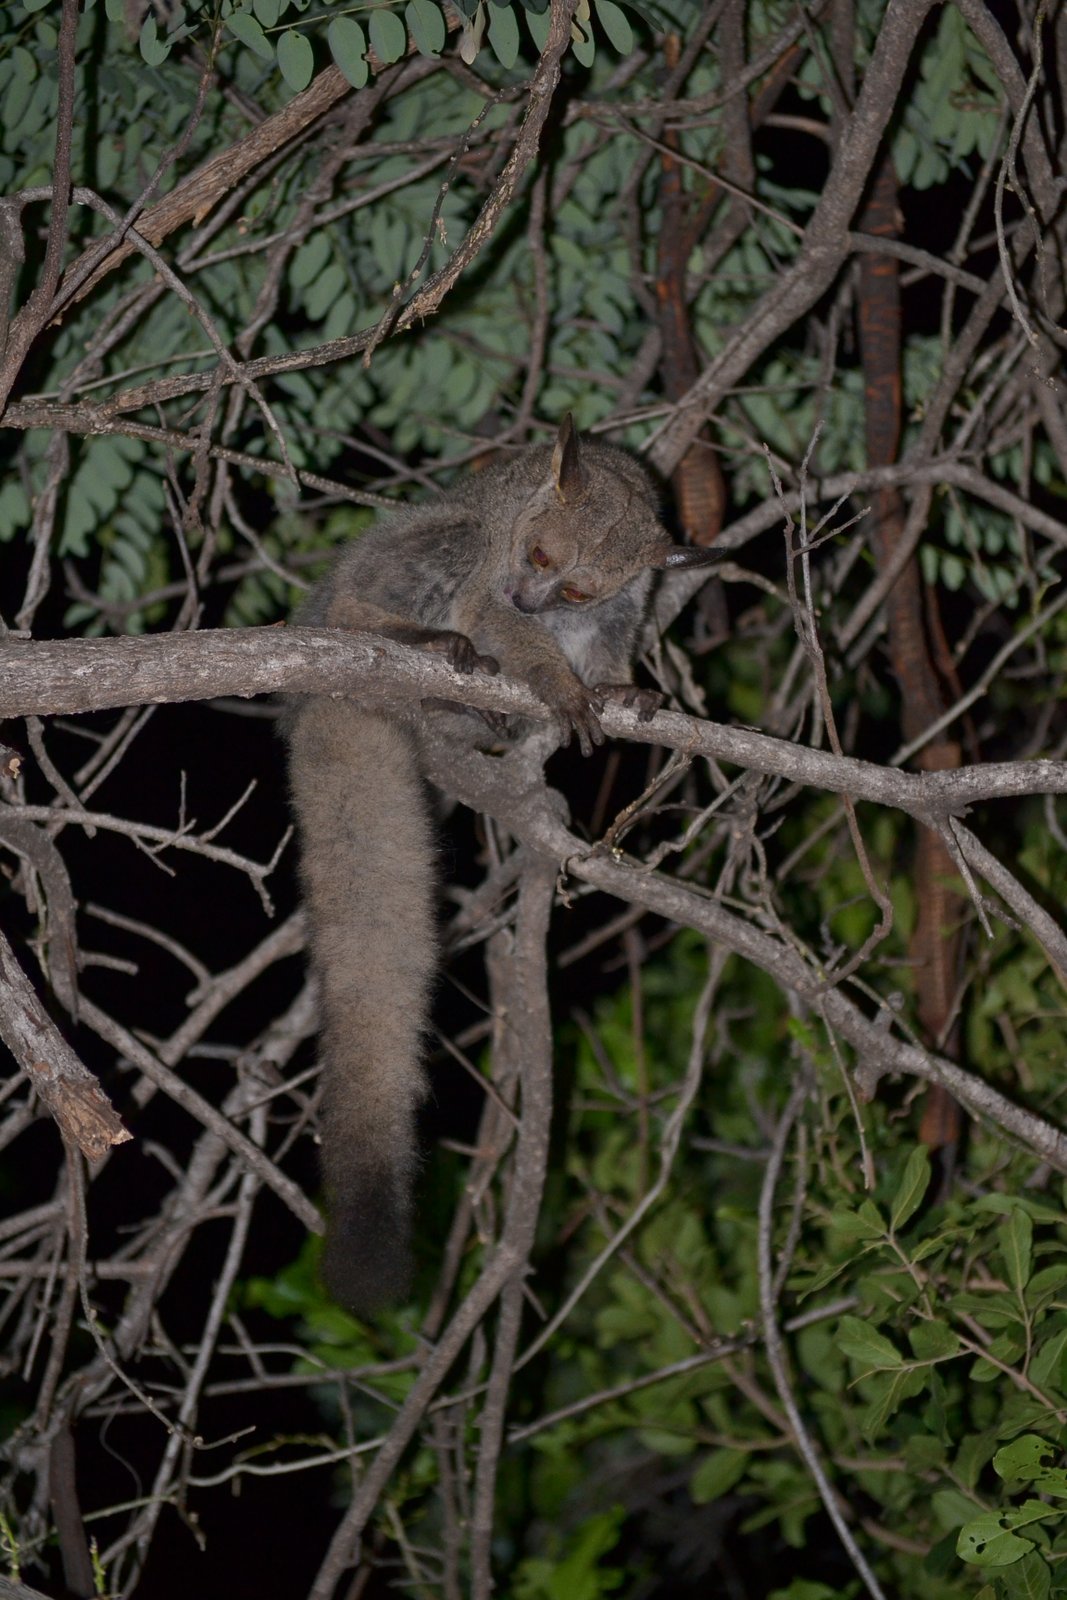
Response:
[655,32,726,548]
[857,155,964,1151]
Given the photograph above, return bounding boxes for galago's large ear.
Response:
[653,544,722,569]
[551,413,586,503]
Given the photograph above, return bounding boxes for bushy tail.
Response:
[286,698,436,1317]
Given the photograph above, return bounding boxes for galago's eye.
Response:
[530,546,551,570]
[561,585,590,603]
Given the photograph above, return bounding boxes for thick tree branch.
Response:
[0,0,78,411]
[3,628,1066,817]
[0,929,130,1162]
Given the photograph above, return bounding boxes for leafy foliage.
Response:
[2,0,1067,1597]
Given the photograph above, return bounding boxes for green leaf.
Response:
[1025,1263,1067,1302]
[857,1198,887,1234]
[321,288,358,344]
[956,1513,1033,1568]
[406,0,445,54]
[1009,1500,1057,1530]
[139,13,171,64]
[328,16,368,86]
[487,0,519,66]
[933,1488,980,1530]
[993,1436,1057,1483]
[828,1202,884,1241]
[0,481,30,543]
[226,8,275,59]
[1028,1324,1067,1393]
[3,71,34,133]
[793,1257,851,1298]
[1001,1209,1033,1295]
[951,1289,1017,1330]
[908,1321,960,1361]
[690,1447,749,1504]
[594,0,632,53]
[836,1316,902,1370]
[303,260,346,321]
[253,0,283,22]
[514,1507,626,1600]
[12,46,37,83]
[638,1425,696,1458]
[289,232,332,291]
[525,3,550,48]
[998,1549,1052,1600]
[942,551,965,588]
[973,1194,1066,1225]
[911,1234,950,1263]
[889,1145,931,1232]
[369,6,407,63]
[903,1432,944,1472]
[861,1366,926,1438]
[277,27,313,89]
[988,1331,1025,1364]
[368,208,408,282]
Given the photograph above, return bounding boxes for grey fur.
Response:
[285,419,712,1316]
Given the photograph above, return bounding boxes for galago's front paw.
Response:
[422,629,499,677]
[527,666,605,757]
[595,683,664,723]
